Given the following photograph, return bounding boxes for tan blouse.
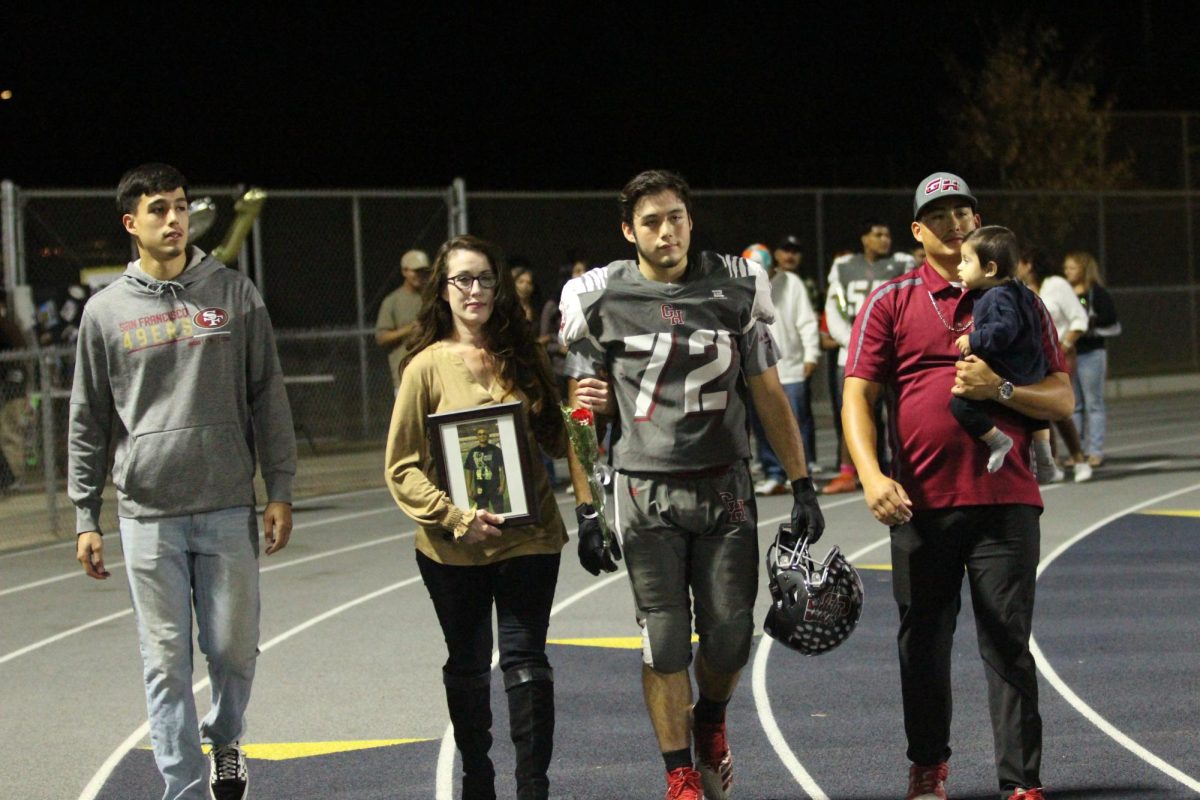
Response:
[384,341,568,566]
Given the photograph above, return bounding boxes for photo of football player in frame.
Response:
[427,401,540,527]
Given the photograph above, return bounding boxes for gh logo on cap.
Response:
[925,177,960,195]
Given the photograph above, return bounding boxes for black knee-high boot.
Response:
[504,666,555,800]
[444,670,495,800]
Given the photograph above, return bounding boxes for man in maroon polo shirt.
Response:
[842,172,1073,800]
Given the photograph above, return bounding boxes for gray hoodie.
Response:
[69,249,296,533]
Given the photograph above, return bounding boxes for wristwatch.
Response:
[998,380,1015,401]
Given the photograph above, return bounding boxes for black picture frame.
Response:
[427,401,541,528]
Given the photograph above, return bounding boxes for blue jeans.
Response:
[120,506,261,800]
[751,380,814,481]
[1072,348,1107,457]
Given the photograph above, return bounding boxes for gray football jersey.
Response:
[559,252,778,472]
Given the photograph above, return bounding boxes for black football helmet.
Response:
[764,524,864,656]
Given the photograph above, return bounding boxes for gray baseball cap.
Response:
[913,172,977,219]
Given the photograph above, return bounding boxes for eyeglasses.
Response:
[446,272,498,291]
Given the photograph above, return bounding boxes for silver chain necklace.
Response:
[927,290,973,333]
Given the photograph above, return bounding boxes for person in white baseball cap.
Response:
[376,249,432,389]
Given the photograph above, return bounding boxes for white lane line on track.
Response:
[434,498,868,800]
[1030,481,1200,794]
[0,519,413,665]
[0,609,133,666]
[0,504,398,597]
[0,541,68,561]
[754,474,1200,797]
[77,575,425,800]
[752,535,891,800]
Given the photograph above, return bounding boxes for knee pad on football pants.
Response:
[696,612,754,674]
[640,607,694,674]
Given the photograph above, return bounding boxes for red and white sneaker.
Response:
[665,765,703,800]
[905,761,949,800]
[1007,789,1045,800]
[694,719,733,800]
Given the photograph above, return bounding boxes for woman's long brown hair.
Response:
[400,235,563,449]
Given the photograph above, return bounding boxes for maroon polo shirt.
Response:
[845,262,1066,511]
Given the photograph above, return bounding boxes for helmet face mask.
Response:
[764,524,864,656]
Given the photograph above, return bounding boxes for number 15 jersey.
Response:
[558,251,778,473]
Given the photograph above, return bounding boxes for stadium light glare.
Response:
[0,90,12,100]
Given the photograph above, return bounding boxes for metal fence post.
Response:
[37,350,59,536]
[252,214,266,296]
[814,190,826,294]
[1,180,17,295]
[450,178,468,236]
[351,195,370,440]
[1183,114,1199,369]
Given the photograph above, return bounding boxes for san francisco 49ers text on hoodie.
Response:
[68,249,297,533]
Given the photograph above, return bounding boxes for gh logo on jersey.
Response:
[719,491,748,523]
[193,307,230,330]
[661,304,684,326]
[924,177,960,195]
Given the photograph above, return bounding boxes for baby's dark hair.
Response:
[965,225,1019,279]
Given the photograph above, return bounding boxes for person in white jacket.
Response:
[1017,244,1092,482]
[743,240,820,495]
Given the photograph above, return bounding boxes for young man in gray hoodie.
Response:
[70,163,296,800]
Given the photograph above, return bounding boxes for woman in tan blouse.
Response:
[385,235,567,800]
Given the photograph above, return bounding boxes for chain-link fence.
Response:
[3,114,1199,548]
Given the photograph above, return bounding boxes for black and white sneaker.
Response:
[209,741,248,800]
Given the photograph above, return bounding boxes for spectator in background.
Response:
[1064,251,1119,468]
[0,290,30,490]
[818,249,852,474]
[823,220,916,494]
[1017,244,1092,482]
[746,238,821,494]
[376,249,432,391]
[772,236,823,472]
[513,266,540,325]
[773,235,820,308]
[541,258,589,395]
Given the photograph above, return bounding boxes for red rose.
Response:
[570,407,594,426]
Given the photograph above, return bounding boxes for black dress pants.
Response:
[891,504,1043,793]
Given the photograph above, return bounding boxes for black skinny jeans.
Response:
[417,551,561,679]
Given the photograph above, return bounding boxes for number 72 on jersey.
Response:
[623,330,733,421]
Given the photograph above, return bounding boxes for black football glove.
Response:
[576,503,621,576]
[790,477,824,545]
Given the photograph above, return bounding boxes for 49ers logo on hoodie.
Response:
[193,307,230,329]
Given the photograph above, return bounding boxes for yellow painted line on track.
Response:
[1139,509,1200,518]
[148,740,436,760]
[548,634,699,649]
[855,563,892,571]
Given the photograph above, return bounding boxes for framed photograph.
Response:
[427,401,541,528]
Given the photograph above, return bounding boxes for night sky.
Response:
[3,2,1198,192]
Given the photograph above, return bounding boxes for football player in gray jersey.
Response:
[822,220,916,494]
[559,170,824,800]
